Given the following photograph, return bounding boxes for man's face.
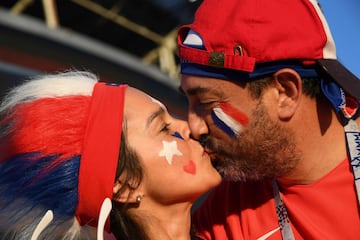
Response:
[181,75,300,181]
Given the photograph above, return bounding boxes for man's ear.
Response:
[113,178,142,204]
[273,68,302,120]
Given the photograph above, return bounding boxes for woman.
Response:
[0,71,221,240]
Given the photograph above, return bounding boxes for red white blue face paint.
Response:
[159,140,183,165]
[211,102,249,138]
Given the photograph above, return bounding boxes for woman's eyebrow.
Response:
[146,107,165,128]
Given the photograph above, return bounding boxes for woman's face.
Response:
[124,87,221,204]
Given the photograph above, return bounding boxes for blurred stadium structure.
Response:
[0,0,202,118]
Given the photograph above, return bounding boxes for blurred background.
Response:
[0,0,358,118]
[0,0,202,118]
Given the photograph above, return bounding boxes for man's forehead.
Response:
[180,83,223,98]
[181,75,240,95]
[181,74,217,87]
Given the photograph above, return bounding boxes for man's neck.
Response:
[277,102,348,186]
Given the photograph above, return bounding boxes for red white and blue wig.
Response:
[0,71,126,239]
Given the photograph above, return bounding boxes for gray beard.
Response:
[207,103,301,182]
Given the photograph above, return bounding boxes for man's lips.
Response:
[204,148,220,167]
[204,148,215,157]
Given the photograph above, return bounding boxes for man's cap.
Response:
[178,0,360,99]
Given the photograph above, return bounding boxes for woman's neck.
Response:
[133,201,193,240]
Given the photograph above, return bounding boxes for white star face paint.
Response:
[150,97,167,111]
[159,140,183,165]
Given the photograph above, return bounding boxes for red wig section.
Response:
[0,96,91,162]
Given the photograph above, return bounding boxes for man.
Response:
[177,0,360,239]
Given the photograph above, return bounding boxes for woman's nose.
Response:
[187,111,209,141]
[176,119,191,140]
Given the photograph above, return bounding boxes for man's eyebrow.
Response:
[179,86,209,96]
[146,107,165,128]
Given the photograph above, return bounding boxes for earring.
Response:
[136,195,143,203]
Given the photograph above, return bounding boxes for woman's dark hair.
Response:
[110,120,149,240]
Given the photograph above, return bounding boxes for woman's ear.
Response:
[273,68,302,120]
[113,178,142,204]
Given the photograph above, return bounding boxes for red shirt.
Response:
[193,159,360,239]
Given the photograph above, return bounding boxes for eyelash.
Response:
[160,123,185,140]
[200,101,216,107]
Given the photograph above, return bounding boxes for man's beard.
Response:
[205,102,301,181]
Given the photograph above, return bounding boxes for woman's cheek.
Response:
[158,140,183,165]
[160,140,197,175]
[179,143,197,175]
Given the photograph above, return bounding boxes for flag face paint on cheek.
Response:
[211,102,249,138]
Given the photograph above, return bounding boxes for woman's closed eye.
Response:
[160,123,171,133]
[160,123,184,140]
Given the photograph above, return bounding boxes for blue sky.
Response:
[321,1,360,77]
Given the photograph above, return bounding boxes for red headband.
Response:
[76,82,127,232]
